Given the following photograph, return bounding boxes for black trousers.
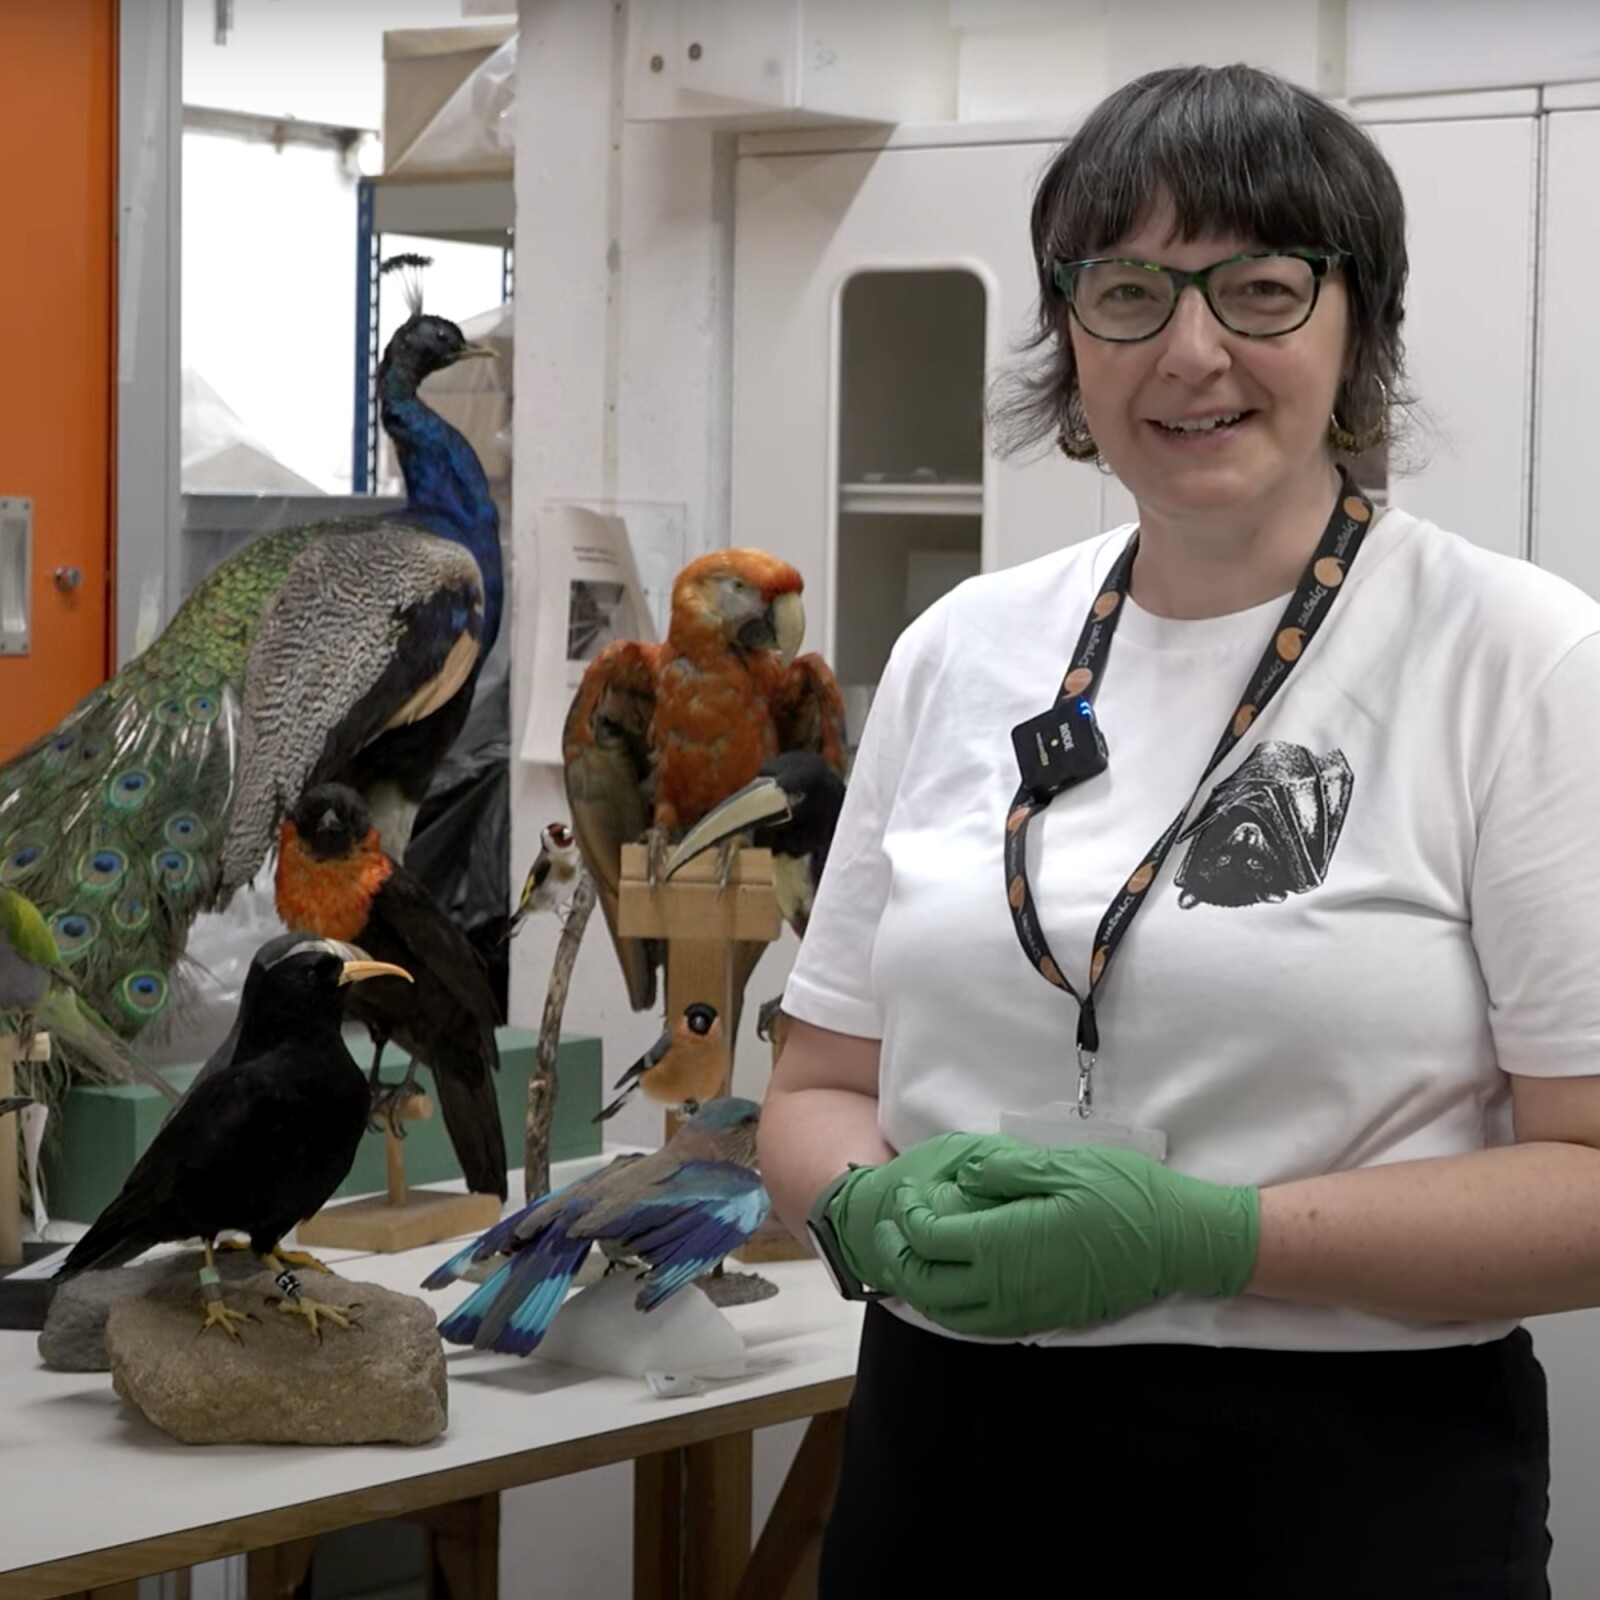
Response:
[820,1304,1551,1598]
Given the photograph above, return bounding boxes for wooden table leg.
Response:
[407,1492,501,1600]
[736,1410,845,1600]
[247,1537,316,1600]
[635,1446,686,1600]
[636,1429,753,1600]
[684,1431,752,1599]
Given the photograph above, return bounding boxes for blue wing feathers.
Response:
[425,1153,770,1355]
[436,1256,516,1344]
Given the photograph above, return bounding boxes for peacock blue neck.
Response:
[381,377,504,654]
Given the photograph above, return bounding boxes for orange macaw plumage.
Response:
[562,548,846,1015]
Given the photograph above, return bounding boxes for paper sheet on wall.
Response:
[519,500,686,765]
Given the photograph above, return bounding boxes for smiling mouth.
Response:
[1151,411,1253,435]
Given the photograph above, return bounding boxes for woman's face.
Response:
[1069,206,1349,527]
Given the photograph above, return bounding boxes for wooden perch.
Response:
[526,866,597,1203]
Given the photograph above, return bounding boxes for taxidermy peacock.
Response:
[0,256,504,1079]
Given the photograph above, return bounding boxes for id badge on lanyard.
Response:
[999,475,1375,1160]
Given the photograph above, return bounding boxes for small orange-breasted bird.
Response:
[594,1002,728,1123]
[274,783,507,1199]
[563,548,847,1034]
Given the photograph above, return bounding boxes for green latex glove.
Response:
[872,1143,1261,1338]
[826,1132,1021,1292]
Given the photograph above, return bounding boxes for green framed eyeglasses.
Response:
[1050,250,1349,342]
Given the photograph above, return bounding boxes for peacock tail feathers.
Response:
[0,525,322,1046]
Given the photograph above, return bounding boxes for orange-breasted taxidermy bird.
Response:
[57,935,411,1342]
[563,548,847,1035]
[0,255,500,1095]
[275,783,507,1199]
[595,1001,728,1123]
[507,821,581,934]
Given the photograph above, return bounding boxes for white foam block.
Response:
[531,1274,746,1380]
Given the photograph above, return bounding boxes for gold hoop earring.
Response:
[1328,412,1385,456]
[1057,424,1099,462]
[1330,377,1390,456]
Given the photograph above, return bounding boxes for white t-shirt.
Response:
[784,506,1600,1352]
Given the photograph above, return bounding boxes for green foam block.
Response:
[44,1026,603,1225]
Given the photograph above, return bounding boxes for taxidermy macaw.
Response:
[594,1000,727,1122]
[0,887,175,1099]
[562,548,847,1030]
[275,783,507,1199]
[423,1096,768,1356]
[0,256,501,1070]
[58,935,411,1341]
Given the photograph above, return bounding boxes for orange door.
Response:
[0,0,116,760]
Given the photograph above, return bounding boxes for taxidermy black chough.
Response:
[57,935,410,1340]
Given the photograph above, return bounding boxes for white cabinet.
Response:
[1363,116,1539,559]
[1533,108,1600,593]
[625,0,957,127]
[732,137,1111,717]
[731,116,1540,709]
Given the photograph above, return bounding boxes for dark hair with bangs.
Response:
[991,64,1409,462]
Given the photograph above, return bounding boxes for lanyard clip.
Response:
[1075,1042,1095,1118]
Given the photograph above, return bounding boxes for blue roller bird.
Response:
[423,1097,768,1356]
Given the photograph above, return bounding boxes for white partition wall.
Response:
[1364,115,1540,560]
[1533,107,1600,593]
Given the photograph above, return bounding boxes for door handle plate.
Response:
[0,498,31,656]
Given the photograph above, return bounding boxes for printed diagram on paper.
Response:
[520,501,685,764]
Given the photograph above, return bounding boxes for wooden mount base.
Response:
[618,843,784,1140]
[296,1186,503,1255]
[296,1090,503,1254]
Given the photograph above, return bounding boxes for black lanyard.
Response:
[1003,474,1375,1086]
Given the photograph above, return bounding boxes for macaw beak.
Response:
[664,776,794,879]
[771,591,805,665]
[339,958,413,986]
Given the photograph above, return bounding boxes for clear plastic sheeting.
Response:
[181,368,325,496]
[384,31,516,177]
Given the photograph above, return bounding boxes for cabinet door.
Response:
[0,0,115,758]
[1533,108,1600,595]
[1365,117,1538,559]
[733,140,1108,675]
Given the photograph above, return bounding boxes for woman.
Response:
[761,65,1598,1596]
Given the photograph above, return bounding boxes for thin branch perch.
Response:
[525,868,597,1203]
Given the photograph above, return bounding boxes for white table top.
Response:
[0,1159,863,1589]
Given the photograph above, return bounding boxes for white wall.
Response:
[951,0,1343,123]
[506,6,809,1592]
